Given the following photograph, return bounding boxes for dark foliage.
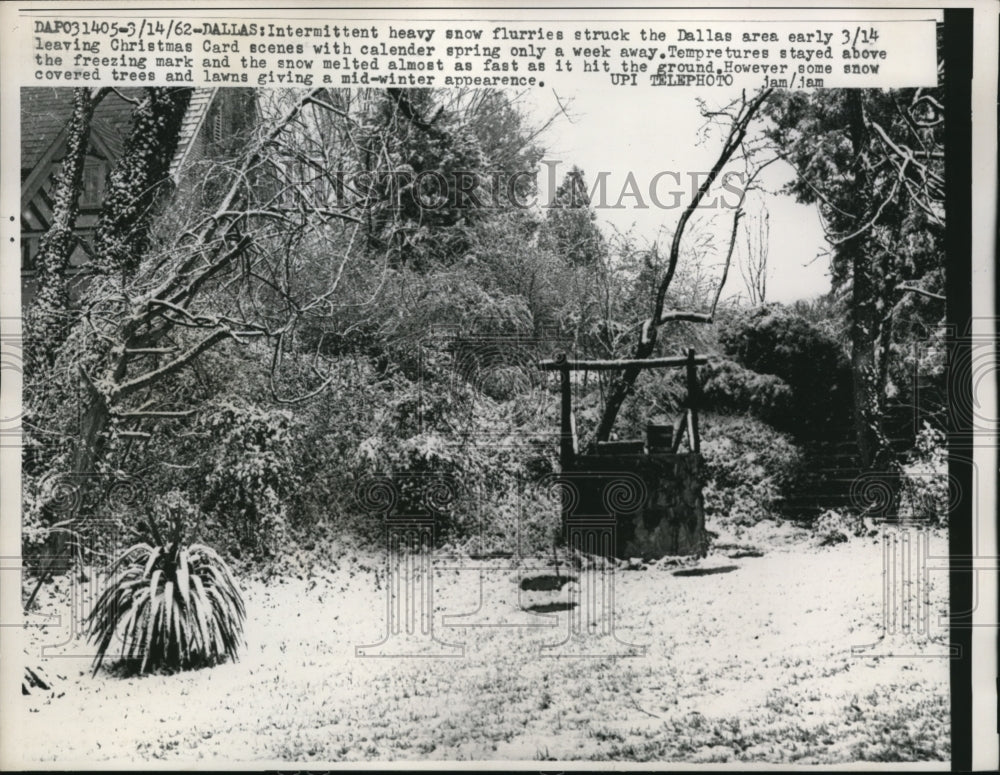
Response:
[718,305,853,441]
[701,358,794,428]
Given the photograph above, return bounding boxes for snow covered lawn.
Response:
[15,522,950,766]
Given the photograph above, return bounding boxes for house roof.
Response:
[20,87,138,170]
[20,86,217,178]
[169,88,216,179]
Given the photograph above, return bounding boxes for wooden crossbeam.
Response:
[549,349,704,462]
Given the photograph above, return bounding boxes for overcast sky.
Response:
[522,86,833,304]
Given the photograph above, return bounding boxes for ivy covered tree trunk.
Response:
[22,89,105,590]
[26,89,192,575]
[25,87,103,375]
[63,89,193,478]
[851,249,892,471]
[93,87,193,277]
[845,91,883,472]
[844,91,903,479]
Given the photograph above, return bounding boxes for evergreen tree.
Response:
[763,83,945,472]
[540,166,606,267]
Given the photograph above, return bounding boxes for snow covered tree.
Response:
[540,166,606,267]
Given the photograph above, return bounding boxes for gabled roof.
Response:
[20,87,137,171]
[20,86,217,184]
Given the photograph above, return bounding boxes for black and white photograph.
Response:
[1,1,996,769]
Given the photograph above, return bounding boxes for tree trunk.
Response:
[847,93,894,468]
[851,252,888,470]
[94,87,193,277]
[26,88,103,374]
[845,91,901,516]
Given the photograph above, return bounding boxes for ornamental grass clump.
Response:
[86,512,245,676]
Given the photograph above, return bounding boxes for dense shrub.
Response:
[700,413,805,526]
[718,305,852,440]
[307,341,559,555]
[899,423,949,526]
[701,358,794,427]
[279,359,383,541]
[812,508,877,545]
[198,401,302,557]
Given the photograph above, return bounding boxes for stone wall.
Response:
[562,452,706,558]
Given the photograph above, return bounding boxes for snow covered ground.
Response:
[14,521,951,766]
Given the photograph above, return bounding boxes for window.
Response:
[80,159,106,208]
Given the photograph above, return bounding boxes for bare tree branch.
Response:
[592,89,772,445]
[897,285,946,302]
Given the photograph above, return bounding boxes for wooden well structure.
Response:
[539,349,708,559]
